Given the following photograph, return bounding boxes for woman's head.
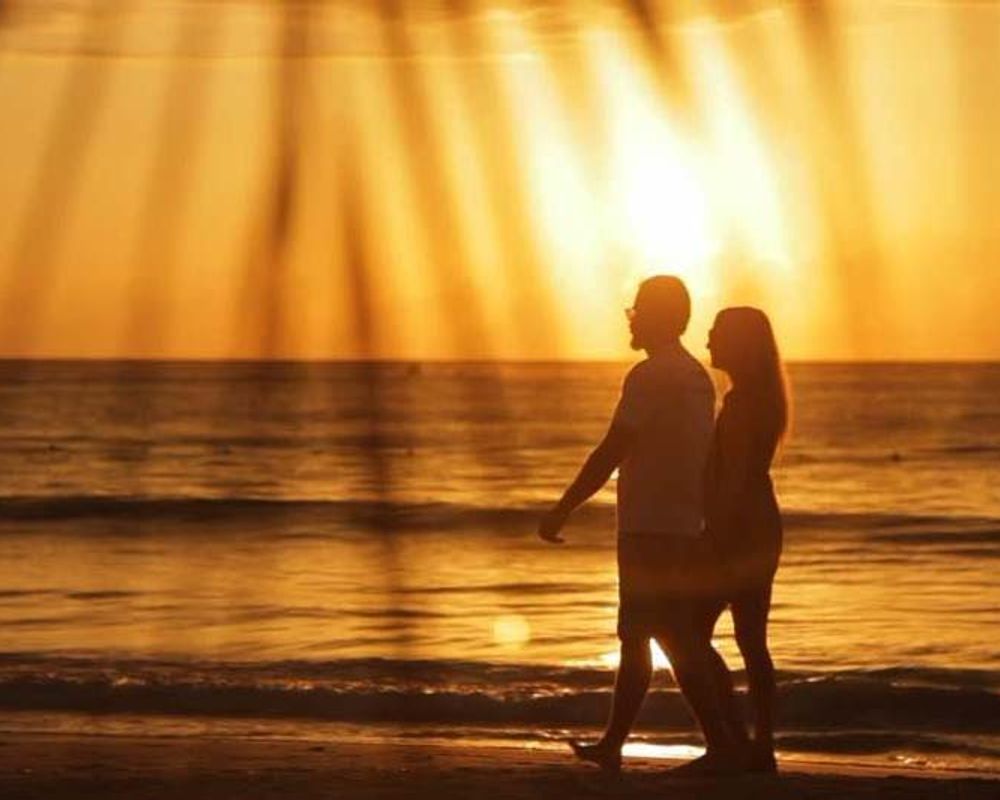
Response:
[708,306,789,438]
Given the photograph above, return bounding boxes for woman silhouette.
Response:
[703,306,788,773]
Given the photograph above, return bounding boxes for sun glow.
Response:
[590,31,718,295]
[493,614,532,650]
[685,23,792,275]
[2,4,999,359]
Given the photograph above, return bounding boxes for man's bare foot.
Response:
[567,739,622,773]
[666,750,745,778]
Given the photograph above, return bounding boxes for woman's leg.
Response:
[732,582,776,763]
[694,600,750,748]
[655,629,737,757]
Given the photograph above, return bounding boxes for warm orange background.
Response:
[0,3,997,361]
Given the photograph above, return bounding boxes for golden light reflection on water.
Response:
[521,738,706,763]
[622,742,705,761]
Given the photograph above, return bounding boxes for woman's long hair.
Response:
[715,306,790,448]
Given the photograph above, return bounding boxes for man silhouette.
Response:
[538,275,742,774]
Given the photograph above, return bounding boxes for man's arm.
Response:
[538,423,633,544]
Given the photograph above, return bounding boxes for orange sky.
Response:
[0,2,998,361]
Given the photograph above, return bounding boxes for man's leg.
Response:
[602,637,654,749]
[570,637,652,770]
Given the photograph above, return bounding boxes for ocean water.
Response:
[0,360,997,771]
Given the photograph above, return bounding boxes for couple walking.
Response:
[538,275,787,776]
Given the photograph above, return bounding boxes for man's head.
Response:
[627,275,691,351]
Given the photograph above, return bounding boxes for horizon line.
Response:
[0,356,997,367]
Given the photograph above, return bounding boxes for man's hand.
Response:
[538,506,569,544]
[536,424,629,546]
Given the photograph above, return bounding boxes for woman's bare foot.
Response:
[747,743,778,774]
[666,748,747,778]
[567,739,622,773]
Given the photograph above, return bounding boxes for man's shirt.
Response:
[612,345,715,538]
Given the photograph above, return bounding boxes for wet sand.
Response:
[0,733,996,800]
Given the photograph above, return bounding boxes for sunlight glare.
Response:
[493,614,532,649]
[599,641,671,670]
[412,31,513,356]
[685,23,792,277]
[493,16,608,351]
[589,31,718,300]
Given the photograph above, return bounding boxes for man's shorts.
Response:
[616,532,717,643]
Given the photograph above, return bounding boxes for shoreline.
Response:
[1,730,996,800]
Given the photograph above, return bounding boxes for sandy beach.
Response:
[0,732,996,800]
